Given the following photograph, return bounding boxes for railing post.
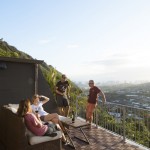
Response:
[95,108,98,128]
[75,96,78,118]
[123,106,126,142]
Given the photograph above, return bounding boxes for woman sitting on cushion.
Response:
[31,94,65,132]
[17,99,67,142]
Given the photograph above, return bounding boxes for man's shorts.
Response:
[56,94,69,107]
[86,102,96,113]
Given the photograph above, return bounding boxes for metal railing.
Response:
[77,101,150,148]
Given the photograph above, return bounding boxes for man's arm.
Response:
[66,84,70,99]
[55,86,64,95]
[99,91,106,103]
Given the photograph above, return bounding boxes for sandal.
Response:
[62,139,70,145]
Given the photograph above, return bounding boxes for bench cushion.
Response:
[4,105,63,146]
[28,131,62,145]
[26,128,62,145]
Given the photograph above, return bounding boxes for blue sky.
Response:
[1,0,150,83]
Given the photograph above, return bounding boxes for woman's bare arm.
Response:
[40,95,50,104]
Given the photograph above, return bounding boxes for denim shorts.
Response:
[44,123,57,136]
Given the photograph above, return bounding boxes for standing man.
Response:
[55,74,70,117]
[86,80,106,128]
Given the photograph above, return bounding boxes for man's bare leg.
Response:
[86,111,90,122]
[64,106,70,117]
[58,107,64,116]
[89,112,93,125]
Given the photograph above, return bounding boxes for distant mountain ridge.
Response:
[100,82,150,92]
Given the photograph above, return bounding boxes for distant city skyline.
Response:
[1,0,150,83]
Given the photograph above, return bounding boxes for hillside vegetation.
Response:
[0,39,82,111]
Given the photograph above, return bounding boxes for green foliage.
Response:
[0,41,31,58]
[40,64,82,116]
[0,40,82,116]
[40,65,58,95]
[0,48,19,57]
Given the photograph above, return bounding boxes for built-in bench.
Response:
[0,104,62,150]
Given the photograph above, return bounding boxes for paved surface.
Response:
[62,126,148,150]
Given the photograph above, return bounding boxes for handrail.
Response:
[77,100,150,148]
[104,101,150,112]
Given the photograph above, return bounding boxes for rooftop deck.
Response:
[62,126,148,150]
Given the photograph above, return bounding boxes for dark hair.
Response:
[62,74,66,79]
[89,80,94,83]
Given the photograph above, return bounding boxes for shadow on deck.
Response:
[62,126,147,150]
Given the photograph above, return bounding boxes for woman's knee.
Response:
[52,118,59,123]
[52,113,59,118]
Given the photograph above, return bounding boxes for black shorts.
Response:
[56,94,69,107]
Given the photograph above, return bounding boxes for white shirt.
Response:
[31,101,48,116]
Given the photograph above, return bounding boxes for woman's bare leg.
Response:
[44,113,59,122]
[44,113,65,132]
[56,124,66,142]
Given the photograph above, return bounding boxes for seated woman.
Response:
[17,99,67,142]
[31,94,66,133]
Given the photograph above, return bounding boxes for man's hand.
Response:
[67,95,70,99]
[102,99,106,107]
[95,102,98,108]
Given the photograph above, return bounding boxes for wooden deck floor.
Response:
[62,126,147,150]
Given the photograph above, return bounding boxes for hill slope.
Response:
[0,39,82,102]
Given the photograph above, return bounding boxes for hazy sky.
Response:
[1,0,150,83]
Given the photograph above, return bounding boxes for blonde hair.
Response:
[32,94,39,104]
[17,99,31,117]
